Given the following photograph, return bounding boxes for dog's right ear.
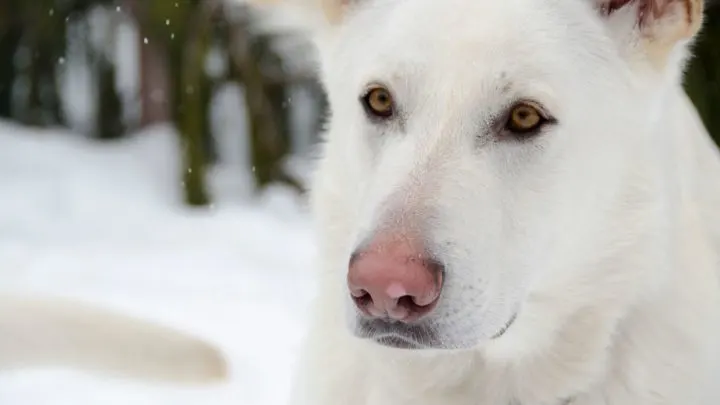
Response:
[592,0,704,71]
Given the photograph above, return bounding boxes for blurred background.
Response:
[0,0,717,404]
[0,0,327,205]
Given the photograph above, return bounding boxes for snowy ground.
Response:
[0,120,317,405]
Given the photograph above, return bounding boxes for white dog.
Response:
[0,294,227,384]
[250,0,720,403]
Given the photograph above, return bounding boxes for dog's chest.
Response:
[365,399,569,405]
[364,388,573,405]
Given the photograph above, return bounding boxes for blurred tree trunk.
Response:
[21,38,46,126]
[12,0,67,127]
[95,55,125,139]
[0,22,21,119]
[227,14,304,194]
[176,3,212,206]
[685,1,720,144]
[138,35,171,127]
[199,58,218,165]
[132,0,218,205]
[87,8,125,140]
[0,0,20,118]
[123,0,170,127]
[16,30,65,126]
[254,34,291,154]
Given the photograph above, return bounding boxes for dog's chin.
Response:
[352,314,518,351]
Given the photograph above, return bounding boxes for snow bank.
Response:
[0,120,317,405]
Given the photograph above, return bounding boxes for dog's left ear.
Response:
[318,0,358,24]
[594,0,704,69]
[247,0,365,25]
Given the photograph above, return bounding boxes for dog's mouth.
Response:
[491,312,517,339]
[355,312,518,350]
[355,318,439,349]
[373,334,425,349]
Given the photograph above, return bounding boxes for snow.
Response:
[0,120,317,405]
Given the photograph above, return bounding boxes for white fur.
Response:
[0,294,228,384]
[251,0,720,403]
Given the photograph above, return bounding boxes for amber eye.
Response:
[362,86,394,118]
[506,102,547,134]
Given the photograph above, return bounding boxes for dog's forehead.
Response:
[333,0,601,92]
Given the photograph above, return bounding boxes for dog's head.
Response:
[255,0,704,352]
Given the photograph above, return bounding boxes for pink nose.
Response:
[347,233,444,322]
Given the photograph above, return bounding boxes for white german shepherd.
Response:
[249,0,720,403]
[0,294,227,384]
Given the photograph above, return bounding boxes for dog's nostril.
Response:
[352,290,373,310]
[350,288,368,298]
[397,296,416,311]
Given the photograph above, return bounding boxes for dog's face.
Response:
[295,0,704,351]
